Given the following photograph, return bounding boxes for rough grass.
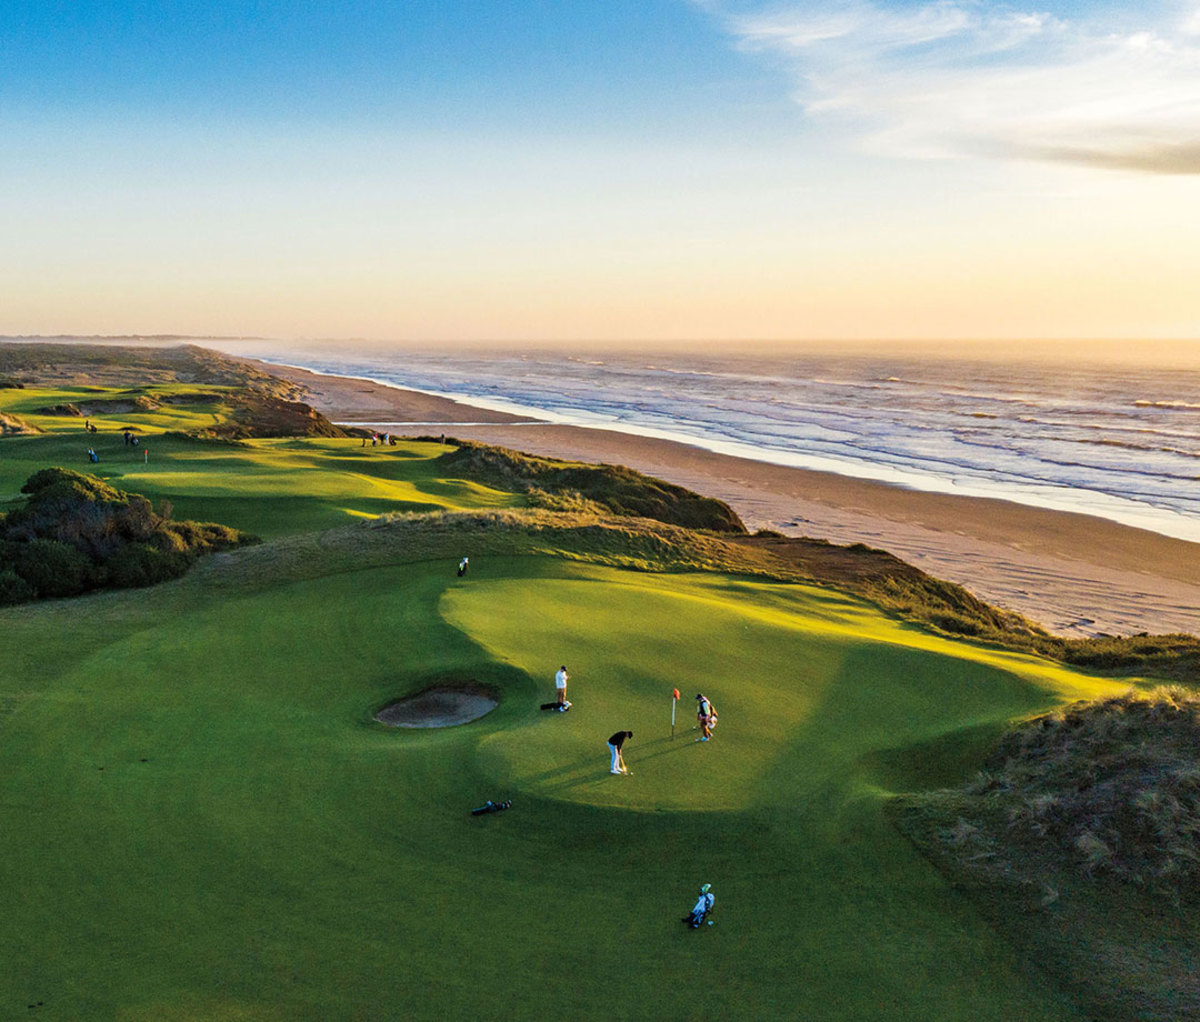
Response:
[738,534,1200,682]
[435,439,746,532]
[0,340,298,395]
[0,412,38,435]
[895,688,1200,1021]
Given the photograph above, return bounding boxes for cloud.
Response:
[697,0,1200,174]
[1015,138,1200,174]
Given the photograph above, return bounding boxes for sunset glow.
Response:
[2,1,1199,342]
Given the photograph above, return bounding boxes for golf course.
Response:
[0,372,1171,1019]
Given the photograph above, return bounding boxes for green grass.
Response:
[0,387,522,537]
[0,382,1174,1018]
[0,545,1130,1020]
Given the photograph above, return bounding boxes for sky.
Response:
[1,0,1199,343]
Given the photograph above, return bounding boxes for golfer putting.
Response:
[607,730,632,774]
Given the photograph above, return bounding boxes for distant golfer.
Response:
[683,883,714,928]
[607,730,632,775]
[555,665,570,709]
[457,556,469,578]
[696,693,716,742]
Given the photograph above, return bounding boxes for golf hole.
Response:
[375,681,498,728]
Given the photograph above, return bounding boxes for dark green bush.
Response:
[105,543,189,588]
[0,467,255,605]
[14,539,95,597]
[0,569,34,605]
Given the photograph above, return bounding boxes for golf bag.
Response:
[540,701,570,712]
[682,891,714,928]
[471,799,512,816]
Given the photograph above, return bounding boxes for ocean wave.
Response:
[1068,437,1200,458]
[879,376,929,386]
[1135,400,1200,411]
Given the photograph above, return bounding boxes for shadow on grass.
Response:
[515,733,698,793]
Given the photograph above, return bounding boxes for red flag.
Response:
[672,688,681,700]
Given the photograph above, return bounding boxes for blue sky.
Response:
[0,1,785,135]
[1,1,1198,341]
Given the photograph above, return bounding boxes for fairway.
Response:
[0,547,1127,1019]
[0,384,525,538]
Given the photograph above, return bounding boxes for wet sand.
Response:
[262,360,1200,639]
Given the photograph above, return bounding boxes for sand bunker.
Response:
[375,682,497,728]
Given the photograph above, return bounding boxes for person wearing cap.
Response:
[555,665,570,709]
[607,730,632,774]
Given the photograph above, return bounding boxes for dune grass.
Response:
[0,539,1131,1019]
[895,689,1200,1020]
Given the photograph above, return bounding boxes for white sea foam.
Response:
[1135,400,1200,411]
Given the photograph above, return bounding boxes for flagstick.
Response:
[671,695,677,739]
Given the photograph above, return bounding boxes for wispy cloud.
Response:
[697,0,1200,173]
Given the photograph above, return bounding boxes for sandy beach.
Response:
[261,360,1200,640]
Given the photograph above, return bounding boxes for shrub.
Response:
[0,468,255,605]
[105,543,189,588]
[14,539,94,597]
[0,570,34,606]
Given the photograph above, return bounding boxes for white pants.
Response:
[608,742,622,772]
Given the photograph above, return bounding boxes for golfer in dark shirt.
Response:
[607,730,632,775]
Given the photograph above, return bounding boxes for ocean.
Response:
[214,341,1200,544]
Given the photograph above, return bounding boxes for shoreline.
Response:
[256,358,1200,639]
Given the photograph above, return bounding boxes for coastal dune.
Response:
[257,361,1200,639]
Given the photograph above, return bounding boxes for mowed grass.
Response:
[0,386,522,536]
[0,548,1130,1020]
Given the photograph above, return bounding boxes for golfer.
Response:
[684,883,715,927]
[696,693,716,742]
[555,665,570,708]
[607,730,632,774]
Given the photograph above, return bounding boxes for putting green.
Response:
[443,566,1118,812]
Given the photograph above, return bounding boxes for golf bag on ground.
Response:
[471,799,512,816]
